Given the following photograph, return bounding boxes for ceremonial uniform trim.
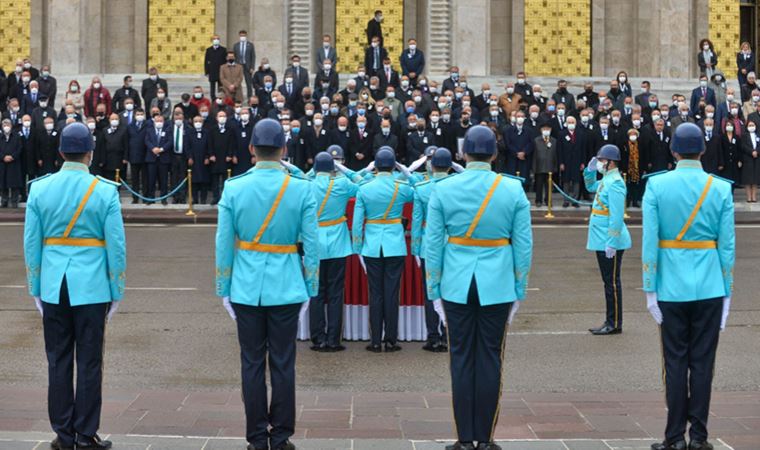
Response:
[44,178,106,248]
[318,216,348,227]
[237,176,299,253]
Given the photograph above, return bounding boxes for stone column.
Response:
[48,0,85,74]
[590,0,605,76]
[510,0,524,74]
[452,0,489,76]
[251,0,287,71]
[658,0,692,78]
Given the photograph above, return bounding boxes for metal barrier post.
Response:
[545,172,555,219]
[185,170,196,216]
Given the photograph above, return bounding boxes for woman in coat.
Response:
[737,41,755,87]
[0,119,23,207]
[720,120,741,189]
[188,116,211,204]
[698,38,718,79]
[741,121,760,202]
[64,80,84,117]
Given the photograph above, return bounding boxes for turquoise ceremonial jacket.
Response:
[351,172,414,258]
[215,161,319,305]
[583,167,632,251]
[642,159,735,301]
[311,172,360,260]
[24,162,127,305]
[424,162,533,305]
[411,173,450,257]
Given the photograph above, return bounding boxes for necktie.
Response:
[707,133,711,140]
[386,69,390,81]
[175,127,180,151]
[241,43,245,61]
[157,129,160,139]
[288,84,292,95]
[128,112,132,124]
[374,48,379,69]
[703,88,706,97]
[24,129,28,138]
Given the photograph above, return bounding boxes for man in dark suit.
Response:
[99,113,129,182]
[112,75,142,113]
[690,74,717,113]
[143,113,173,205]
[313,59,339,97]
[141,67,168,108]
[504,115,534,184]
[372,119,398,157]
[364,36,388,78]
[278,72,300,111]
[37,65,57,109]
[315,34,338,72]
[32,116,59,176]
[205,34,227,99]
[21,80,41,115]
[557,116,589,207]
[366,10,384,47]
[405,118,433,163]
[641,118,672,173]
[207,111,236,204]
[635,80,653,108]
[31,96,55,130]
[379,57,400,90]
[168,110,190,203]
[348,115,373,170]
[288,55,309,92]
[700,118,723,174]
[233,30,255,99]
[125,109,148,203]
[399,38,425,86]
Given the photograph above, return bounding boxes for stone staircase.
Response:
[287,0,314,69]
[426,0,452,75]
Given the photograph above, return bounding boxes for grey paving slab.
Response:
[351,439,415,450]
[563,440,612,450]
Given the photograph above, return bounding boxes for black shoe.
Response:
[572,203,580,208]
[74,434,112,449]
[10,201,18,208]
[325,344,346,352]
[689,441,714,450]
[310,343,324,351]
[272,440,296,450]
[434,341,448,352]
[144,201,153,206]
[366,344,382,353]
[588,323,607,333]
[51,437,74,450]
[476,443,502,450]
[422,341,438,352]
[446,442,475,450]
[591,324,622,335]
[161,199,168,205]
[131,198,139,204]
[563,201,569,208]
[384,343,402,352]
[651,440,687,450]
[535,201,542,207]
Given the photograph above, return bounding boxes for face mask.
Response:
[490,110,499,117]
[357,122,366,130]
[547,105,555,112]
[600,123,609,130]
[357,109,366,116]
[529,112,538,120]
[216,98,224,105]
[727,95,734,102]
[11,107,19,113]
[703,45,710,51]
[533,92,541,98]
[700,81,708,88]
[110,120,120,127]
[652,114,661,122]
[265,82,273,89]
[631,119,641,128]
[213,39,220,46]
[405,106,414,114]
[314,119,323,126]
[408,122,417,129]
[263,64,270,70]
[237,113,249,122]
[218,117,227,125]
[517,116,526,124]
[401,81,410,89]
[517,78,526,85]
[200,112,209,118]
[136,115,145,122]
[596,161,607,173]
[754,96,760,103]
[282,125,290,132]
[285,77,293,84]
[323,64,332,71]
[357,70,366,78]
[281,115,290,121]
[580,116,589,124]
[430,116,440,123]
[22,120,31,127]
[451,72,459,79]
[726,125,734,132]
[371,42,379,48]
[14,66,22,73]
[455,92,463,100]
[409,44,416,50]
[618,76,626,83]
[460,82,467,89]
[276,102,285,109]
[629,135,638,142]
[386,92,395,99]
[323,41,330,48]
[154,121,164,129]
[330,107,339,115]
[194,122,203,130]
[646,101,657,109]
[706,112,714,119]
[442,114,451,121]
[87,122,97,130]
[680,111,689,117]
[338,125,347,132]
[349,101,358,108]
[612,117,620,125]
[705,126,713,133]
[240,36,247,42]
[70,85,78,92]
[437,102,447,110]
[39,101,48,108]
[624,104,633,111]
[150,75,157,81]
[31,88,38,94]
[233,107,241,114]
[382,127,390,134]
[157,93,165,100]
[2,127,11,134]
[420,79,428,86]
[506,87,514,94]
[45,123,54,131]
[93,83,101,89]
[750,127,757,133]
[414,96,422,103]
[542,129,551,137]
[731,108,739,116]
[567,123,577,131]
[23,63,31,69]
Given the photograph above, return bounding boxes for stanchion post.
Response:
[185,170,196,216]
[115,168,120,183]
[545,172,555,219]
[622,172,630,219]
[227,168,232,180]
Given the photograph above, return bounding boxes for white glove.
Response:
[335,162,349,174]
[587,157,598,172]
[508,300,521,325]
[432,299,446,327]
[646,292,662,325]
[222,296,236,320]
[366,161,376,172]
[299,300,309,326]
[451,162,465,173]
[407,155,428,172]
[33,296,43,317]
[279,160,298,173]
[395,162,412,179]
[720,296,731,330]
[107,301,119,323]
[604,246,616,259]
[358,255,367,274]
[415,256,421,268]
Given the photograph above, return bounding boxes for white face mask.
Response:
[157,93,165,100]
[749,127,757,133]
[110,120,120,127]
[529,112,538,120]
[442,114,451,121]
[506,87,514,94]
[409,44,416,50]
[567,123,576,131]
[542,129,551,137]
[194,122,203,130]
[234,107,242,114]
[706,112,714,119]
[2,126,10,134]
[338,125,347,132]
[314,119,323,126]
[282,125,290,132]
[324,65,332,71]
[580,116,589,124]
[22,120,31,128]
[240,114,250,122]
[154,122,164,129]
[135,115,145,122]
[490,110,498,117]
[213,39,220,46]
[726,125,734,132]
[600,123,609,130]
[174,119,183,127]
[430,116,440,123]
[731,108,739,116]
[45,123,54,131]
[22,76,30,83]
[633,119,641,127]
[557,109,565,117]
[93,83,101,89]
[263,64,270,70]
[727,95,734,102]
[629,135,638,142]
[517,117,526,124]
[218,117,227,125]
[240,36,247,42]
[87,122,97,130]
[705,126,713,133]
[125,103,134,111]
[596,161,607,173]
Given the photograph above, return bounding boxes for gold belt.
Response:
[591,208,609,216]
[659,240,717,249]
[236,241,298,253]
[44,237,105,247]
[448,236,511,247]
[365,218,402,225]
[319,216,347,227]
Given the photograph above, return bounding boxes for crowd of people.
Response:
[2,21,760,208]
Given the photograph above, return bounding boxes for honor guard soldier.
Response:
[352,147,414,352]
[642,123,735,450]
[424,125,533,450]
[308,150,360,352]
[412,147,455,352]
[24,122,126,450]
[584,144,632,335]
[215,118,319,450]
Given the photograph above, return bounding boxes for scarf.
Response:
[628,141,640,183]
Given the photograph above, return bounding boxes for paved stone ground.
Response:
[0,389,754,449]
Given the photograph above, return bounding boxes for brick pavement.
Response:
[0,388,757,449]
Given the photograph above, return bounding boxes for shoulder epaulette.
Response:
[414,179,432,187]
[709,174,735,185]
[288,172,310,181]
[27,173,52,185]
[500,173,525,183]
[96,176,121,187]
[226,171,253,183]
[642,170,668,180]
[394,179,409,185]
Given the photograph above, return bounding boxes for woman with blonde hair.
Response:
[737,41,755,86]
[64,80,84,117]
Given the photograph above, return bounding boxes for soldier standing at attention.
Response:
[584,144,632,335]
[307,150,359,352]
[643,123,735,450]
[424,125,533,450]
[24,122,126,450]
[215,118,319,450]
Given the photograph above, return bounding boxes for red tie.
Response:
[387,69,390,81]
[703,88,706,97]
[570,132,576,144]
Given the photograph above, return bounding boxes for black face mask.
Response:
[227,59,235,64]
[417,125,425,131]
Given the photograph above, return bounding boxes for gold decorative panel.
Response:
[148,0,215,74]
[524,0,590,76]
[709,0,739,79]
[335,0,404,74]
[0,0,31,72]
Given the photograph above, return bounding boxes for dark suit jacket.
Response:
[405,130,434,163]
[400,49,425,76]
[372,132,398,156]
[557,128,589,182]
[278,83,300,109]
[347,128,373,170]
[126,120,148,163]
[100,126,129,170]
[366,19,383,46]
[204,45,228,81]
[21,92,40,115]
[315,46,338,70]
[690,86,717,112]
[112,87,142,112]
[143,122,173,164]
[364,46,388,76]
[379,67,400,90]
[207,125,236,174]
[313,69,339,93]
[141,77,168,107]
[702,133,723,174]
[288,66,309,91]
[233,41,255,69]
